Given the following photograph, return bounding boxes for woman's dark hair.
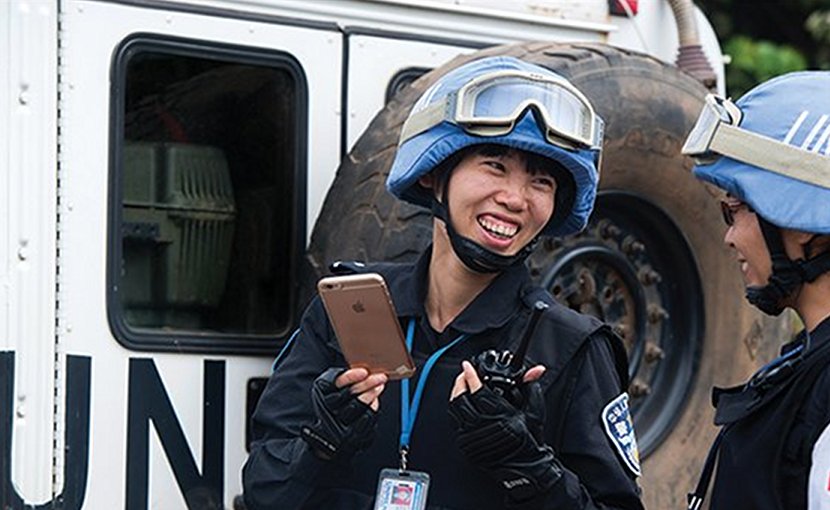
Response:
[428,143,577,233]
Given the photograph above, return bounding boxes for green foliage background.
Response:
[699,0,830,96]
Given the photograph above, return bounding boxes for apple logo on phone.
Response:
[352,300,366,313]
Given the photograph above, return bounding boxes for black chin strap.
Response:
[430,177,537,274]
[748,218,803,315]
[798,237,830,282]
[746,218,830,315]
[431,197,537,273]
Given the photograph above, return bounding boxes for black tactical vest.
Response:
[706,338,830,510]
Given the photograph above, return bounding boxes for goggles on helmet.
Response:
[682,93,830,189]
[400,70,605,151]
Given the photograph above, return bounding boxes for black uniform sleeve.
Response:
[534,329,644,510]
[242,298,345,510]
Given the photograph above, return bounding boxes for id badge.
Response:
[373,468,430,510]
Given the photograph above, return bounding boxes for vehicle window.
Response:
[110,36,307,351]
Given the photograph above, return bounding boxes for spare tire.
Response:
[303,42,789,508]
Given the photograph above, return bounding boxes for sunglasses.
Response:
[720,201,754,227]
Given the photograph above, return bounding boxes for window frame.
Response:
[106,33,308,354]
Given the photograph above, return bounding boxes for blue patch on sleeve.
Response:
[602,392,641,477]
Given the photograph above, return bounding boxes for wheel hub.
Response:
[527,191,703,457]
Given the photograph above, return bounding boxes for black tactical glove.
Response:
[300,368,379,462]
[449,383,563,504]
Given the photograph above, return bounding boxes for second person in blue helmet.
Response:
[682,72,830,510]
[243,56,645,510]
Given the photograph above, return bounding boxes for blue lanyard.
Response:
[399,318,468,469]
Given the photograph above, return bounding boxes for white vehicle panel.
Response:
[0,0,730,508]
[3,0,58,503]
[164,0,614,43]
[58,1,340,506]
[0,0,12,352]
[346,35,477,152]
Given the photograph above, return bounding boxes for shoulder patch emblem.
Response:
[602,392,641,477]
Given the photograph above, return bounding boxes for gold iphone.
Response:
[317,273,415,380]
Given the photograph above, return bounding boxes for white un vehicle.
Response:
[0,0,792,508]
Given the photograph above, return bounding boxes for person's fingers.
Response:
[350,373,388,395]
[356,383,386,407]
[368,394,381,412]
[523,364,546,383]
[450,370,469,401]
[462,360,483,394]
[335,367,369,388]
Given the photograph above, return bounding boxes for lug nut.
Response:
[645,342,665,362]
[629,378,652,397]
[597,219,621,239]
[622,236,645,255]
[647,304,669,323]
[639,267,662,285]
[569,268,596,306]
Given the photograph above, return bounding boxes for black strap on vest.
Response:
[687,427,728,510]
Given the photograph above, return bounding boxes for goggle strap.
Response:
[399,100,448,145]
[711,123,830,190]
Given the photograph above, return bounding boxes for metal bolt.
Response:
[647,304,669,323]
[613,323,629,338]
[571,268,597,305]
[622,236,645,255]
[597,219,621,239]
[639,267,662,285]
[629,378,652,397]
[645,342,665,362]
[17,240,29,261]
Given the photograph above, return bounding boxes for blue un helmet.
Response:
[682,71,830,315]
[386,56,604,273]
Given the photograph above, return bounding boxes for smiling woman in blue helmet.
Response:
[682,72,830,510]
[243,57,644,510]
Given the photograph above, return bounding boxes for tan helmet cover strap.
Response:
[710,123,830,190]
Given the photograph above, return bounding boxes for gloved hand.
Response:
[449,381,563,504]
[300,368,380,462]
